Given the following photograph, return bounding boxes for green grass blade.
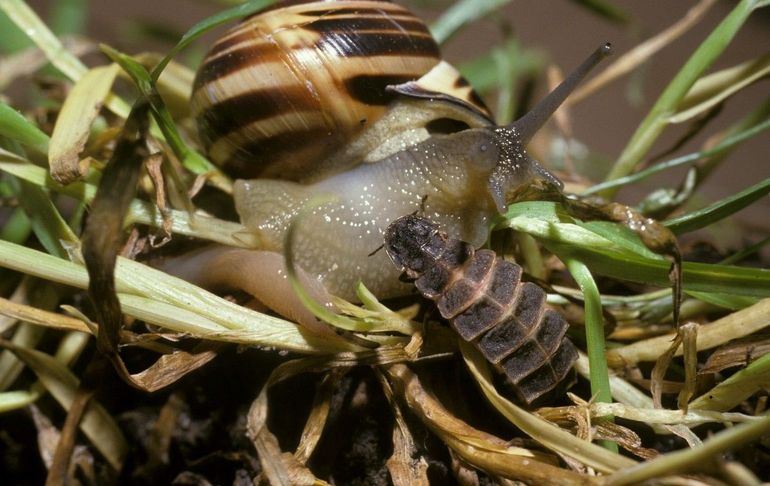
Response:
[460,39,543,94]
[16,179,79,258]
[501,202,770,297]
[686,291,758,311]
[668,53,770,124]
[0,0,87,80]
[601,0,764,197]
[150,0,275,80]
[664,177,770,234]
[430,0,512,45]
[49,0,86,36]
[0,155,254,248]
[690,351,770,411]
[551,240,770,298]
[583,114,770,196]
[604,413,770,484]
[0,208,31,244]
[0,239,354,353]
[0,9,32,53]
[570,0,630,24]
[565,259,617,452]
[102,45,221,178]
[0,101,50,153]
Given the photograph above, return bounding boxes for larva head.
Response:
[482,43,612,212]
[384,214,447,279]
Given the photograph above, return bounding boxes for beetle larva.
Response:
[384,214,578,404]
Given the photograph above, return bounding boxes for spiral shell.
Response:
[193,0,453,181]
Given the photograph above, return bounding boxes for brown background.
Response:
[22,0,770,243]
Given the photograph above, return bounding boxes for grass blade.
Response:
[0,338,128,470]
[582,114,770,195]
[602,0,763,197]
[690,352,770,411]
[565,259,617,452]
[48,64,120,184]
[606,298,770,366]
[430,0,512,45]
[664,177,770,234]
[669,53,770,124]
[102,46,219,179]
[150,0,275,80]
[569,0,716,105]
[0,100,49,153]
[604,414,770,485]
[0,0,87,80]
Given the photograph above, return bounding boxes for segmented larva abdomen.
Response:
[191,0,442,181]
[384,215,578,405]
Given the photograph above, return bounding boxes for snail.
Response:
[172,0,612,329]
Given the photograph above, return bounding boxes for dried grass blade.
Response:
[375,368,429,486]
[690,352,770,411]
[699,334,770,374]
[677,323,699,412]
[46,385,94,484]
[294,369,342,464]
[458,342,636,472]
[0,338,127,469]
[607,298,770,365]
[126,343,219,393]
[669,53,770,123]
[247,357,329,485]
[0,281,53,389]
[542,402,760,427]
[651,331,682,408]
[0,388,42,411]
[0,296,90,334]
[82,101,150,356]
[48,64,120,185]
[386,363,605,484]
[604,414,770,485]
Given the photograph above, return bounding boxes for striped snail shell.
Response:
[192,0,489,181]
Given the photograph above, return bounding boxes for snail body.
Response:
[235,126,547,300]
[188,0,612,318]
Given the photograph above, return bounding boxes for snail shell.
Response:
[192,0,488,181]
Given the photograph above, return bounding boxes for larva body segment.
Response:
[384,214,578,404]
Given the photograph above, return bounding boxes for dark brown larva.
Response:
[384,214,578,405]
